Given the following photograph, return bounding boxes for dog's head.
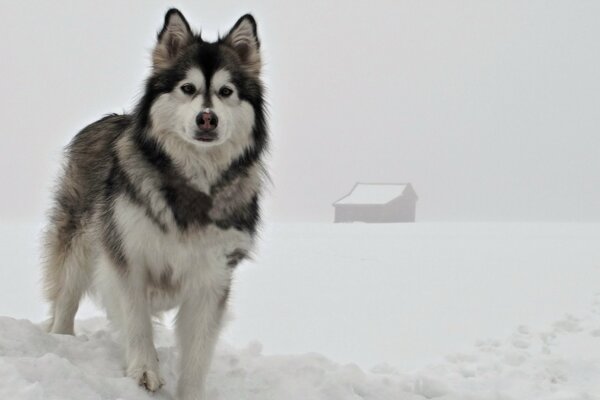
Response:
[139,9,265,153]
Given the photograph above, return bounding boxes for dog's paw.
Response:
[128,367,165,392]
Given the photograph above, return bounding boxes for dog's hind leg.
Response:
[42,227,91,335]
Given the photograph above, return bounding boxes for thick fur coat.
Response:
[41,9,267,400]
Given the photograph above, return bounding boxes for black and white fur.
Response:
[42,9,267,399]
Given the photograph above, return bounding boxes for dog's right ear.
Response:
[152,9,193,70]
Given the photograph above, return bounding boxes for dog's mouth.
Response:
[194,132,218,143]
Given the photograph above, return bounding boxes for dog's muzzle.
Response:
[194,108,219,142]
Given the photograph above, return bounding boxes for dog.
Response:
[41,9,267,399]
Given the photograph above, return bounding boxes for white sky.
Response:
[1,1,599,222]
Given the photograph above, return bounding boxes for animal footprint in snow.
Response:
[552,314,582,333]
[540,331,557,346]
[517,325,530,335]
[511,338,530,349]
[474,339,501,353]
[511,325,532,349]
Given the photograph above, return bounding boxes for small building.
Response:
[332,183,418,223]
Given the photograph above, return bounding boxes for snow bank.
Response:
[0,318,416,400]
[2,296,600,400]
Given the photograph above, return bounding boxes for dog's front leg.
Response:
[115,270,164,392]
[176,283,229,400]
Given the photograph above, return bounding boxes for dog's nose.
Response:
[196,110,219,131]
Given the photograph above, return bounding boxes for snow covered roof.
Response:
[333,183,412,205]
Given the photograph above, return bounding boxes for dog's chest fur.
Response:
[114,195,252,310]
[107,137,261,311]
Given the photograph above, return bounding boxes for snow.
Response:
[1,221,599,399]
[228,223,600,369]
[333,183,408,205]
[2,304,600,399]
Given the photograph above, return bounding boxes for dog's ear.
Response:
[223,14,261,76]
[153,9,194,70]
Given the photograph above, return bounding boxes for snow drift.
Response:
[2,299,600,400]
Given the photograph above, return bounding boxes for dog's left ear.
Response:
[223,14,261,76]
[153,9,194,70]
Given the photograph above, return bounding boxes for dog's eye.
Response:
[219,87,233,97]
[180,83,196,95]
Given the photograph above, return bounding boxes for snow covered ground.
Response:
[2,300,600,399]
[1,222,599,399]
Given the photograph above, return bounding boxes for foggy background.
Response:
[1,0,599,223]
[1,3,600,386]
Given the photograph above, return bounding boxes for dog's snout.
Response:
[196,110,219,131]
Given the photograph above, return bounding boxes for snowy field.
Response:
[1,222,599,399]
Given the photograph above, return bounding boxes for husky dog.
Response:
[42,9,267,399]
